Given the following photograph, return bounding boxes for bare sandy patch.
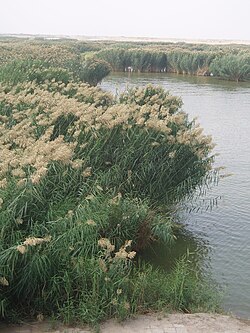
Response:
[1,313,250,333]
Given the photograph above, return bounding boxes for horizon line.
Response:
[1,33,250,45]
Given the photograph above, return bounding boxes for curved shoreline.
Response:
[1,313,250,333]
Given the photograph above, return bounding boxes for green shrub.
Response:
[78,58,111,86]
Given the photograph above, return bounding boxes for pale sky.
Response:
[1,0,250,41]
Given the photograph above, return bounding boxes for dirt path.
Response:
[1,313,250,333]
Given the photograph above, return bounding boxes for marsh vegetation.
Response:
[0,38,223,325]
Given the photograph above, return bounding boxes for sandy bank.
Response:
[1,313,250,333]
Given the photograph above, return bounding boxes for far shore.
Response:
[1,33,250,45]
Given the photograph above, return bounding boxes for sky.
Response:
[1,0,250,41]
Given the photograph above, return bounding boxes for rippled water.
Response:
[101,73,250,318]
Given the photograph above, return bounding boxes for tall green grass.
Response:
[0,73,220,324]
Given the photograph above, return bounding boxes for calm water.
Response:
[101,73,250,319]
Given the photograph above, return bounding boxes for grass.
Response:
[0,59,221,325]
[0,190,221,325]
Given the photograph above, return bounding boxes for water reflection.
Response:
[141,227,210,272]
[101,72,250,95]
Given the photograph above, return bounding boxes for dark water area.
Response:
[101,73,250,319]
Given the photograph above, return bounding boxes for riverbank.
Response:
[1,313,250,333]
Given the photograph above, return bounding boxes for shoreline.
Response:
[1,313,250,333]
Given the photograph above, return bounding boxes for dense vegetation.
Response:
[0,40,111,87]
[210,53,250,82]
[96,44,250,81]
[0,38,221,325]
[0,38,250,82]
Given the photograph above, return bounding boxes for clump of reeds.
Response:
[0,74,220,323]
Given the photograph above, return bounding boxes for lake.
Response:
[101,73,250,319]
